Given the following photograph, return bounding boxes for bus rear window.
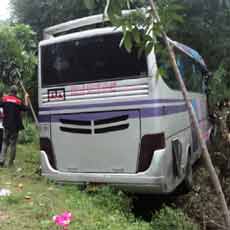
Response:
[41,33,147,87]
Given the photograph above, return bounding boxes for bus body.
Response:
[38,14,211,194]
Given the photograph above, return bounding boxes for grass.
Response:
[0,133,198,230]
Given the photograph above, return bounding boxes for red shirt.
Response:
[0,95,28,131]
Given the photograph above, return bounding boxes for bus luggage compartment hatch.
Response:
[51,110,141,174]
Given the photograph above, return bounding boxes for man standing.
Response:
[0,85,29,167]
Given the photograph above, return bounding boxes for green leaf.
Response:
[124,31,133,53]
[133,28,141,44]
[157,67,166,78]
[144,34,154,42]
[145,41,154,54]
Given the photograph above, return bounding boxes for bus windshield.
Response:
[41,33,147,87]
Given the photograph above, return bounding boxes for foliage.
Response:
[0,23,37,93]
[10,0,107,40]
[18,120,38,144]
[151,206,198,230]
[104,0,183,55]
[0,83,7,97]
[175,0,229,69]
[171,0,230,103]
[208,66,230,107]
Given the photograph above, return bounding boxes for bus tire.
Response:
[181,152,193,194]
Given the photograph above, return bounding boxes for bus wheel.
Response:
[181,153,193,194]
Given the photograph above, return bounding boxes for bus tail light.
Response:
[137,133,165,172]
[40,138,57,169]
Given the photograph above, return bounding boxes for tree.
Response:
[171,0,230,105]
[0,23,37,95]
[10,0,106,39]
[10,0,149,40]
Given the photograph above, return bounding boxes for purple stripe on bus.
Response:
[38,104,187,123]
[53,110,138,122]
[141,104,187,118]
[39,99,185,112]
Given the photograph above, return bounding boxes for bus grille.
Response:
[59,114,129,134]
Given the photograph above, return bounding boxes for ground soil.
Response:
[175,108,230,230]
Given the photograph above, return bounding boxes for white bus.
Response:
[38,14,211,194]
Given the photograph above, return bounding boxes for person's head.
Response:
[9,85,18,96]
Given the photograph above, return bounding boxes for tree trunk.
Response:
[149,0,230,228]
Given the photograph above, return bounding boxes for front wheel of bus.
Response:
[182,153,193,194]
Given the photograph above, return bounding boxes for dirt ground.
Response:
[175,159,226,230]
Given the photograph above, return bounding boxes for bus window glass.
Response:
[156,50,180,90]
[41,33,147,87]
[156,48,204,93]
[194,64,205,93]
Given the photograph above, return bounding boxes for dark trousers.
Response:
[0,129,18,166]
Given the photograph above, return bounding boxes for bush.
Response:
[208,66,230,107]
[18,120,38,144]
[151,206,198,230]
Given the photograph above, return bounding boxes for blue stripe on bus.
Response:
[38,104,187,123]
[39,99,185,112]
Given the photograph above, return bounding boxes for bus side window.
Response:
[156,47,204,93]
[195,64,206,94]
[156,50,181,90]
[185,61,203,93]
[175,50,203,93]
[176,53,185,79]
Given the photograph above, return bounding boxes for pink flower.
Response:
[53,212,72,229]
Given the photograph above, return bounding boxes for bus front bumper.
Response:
[40,150,168,194]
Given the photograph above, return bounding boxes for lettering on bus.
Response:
[70,81,117,96]
[48,88,65,102]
